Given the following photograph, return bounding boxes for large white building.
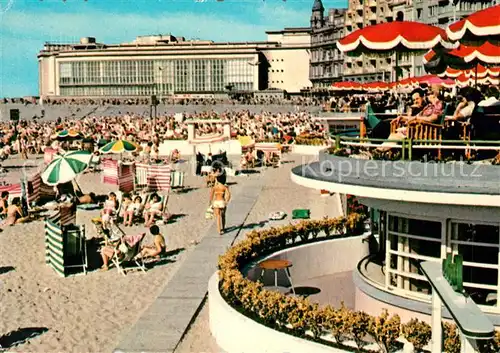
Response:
[38,29,311,98]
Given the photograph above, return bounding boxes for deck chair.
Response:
[142,192,171,225]
[102,191,124,230]
[364,103,383,137]
[407,103,451,159]
[92,217,125,245]
[112,233,147,276]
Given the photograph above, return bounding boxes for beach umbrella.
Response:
[330,81,363,91]
[99,139,138,154]
[52,129,82,141]
[41,150,92,186]
[423,41,500,87]
[437,67,463,78]
[417,74,455,88]
[456,73,499,87]
[337,21,452,81]
[363,81,389,92]
[446,5,500,45]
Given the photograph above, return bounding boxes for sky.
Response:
[0,0,347,98]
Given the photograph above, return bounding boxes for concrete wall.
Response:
[245,235,370,286]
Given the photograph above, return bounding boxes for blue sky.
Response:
[0,0,346,98]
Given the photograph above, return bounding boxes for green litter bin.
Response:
[292,209,310,219]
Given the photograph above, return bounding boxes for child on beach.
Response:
[123,195,142,226]
[101,192,118,229]
[120,194,132,225]
[143,193,163,227]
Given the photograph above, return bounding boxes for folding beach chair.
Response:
[112,233,147,276]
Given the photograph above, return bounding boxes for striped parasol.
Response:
[41,150,92,186]
[52,129,82,141]
[100,140,138,154]
[189,134,228,145]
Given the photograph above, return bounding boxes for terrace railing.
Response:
[331,134,500,161]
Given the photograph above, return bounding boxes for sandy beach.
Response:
[0,153,339,353]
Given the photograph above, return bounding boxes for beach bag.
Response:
[205,206,214,220]
[269,211,286,221]
[118,242,129,254]
[292,209,310,219]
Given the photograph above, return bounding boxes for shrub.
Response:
[348,310,372,349]
[217,214,445,352]
[369,309,401,353]
[401,318,431,351]
[443,322,461,353]
[475,330,500,353]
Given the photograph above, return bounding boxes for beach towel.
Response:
[123,233,145,248]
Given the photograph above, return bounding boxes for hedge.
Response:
[217,215,500,352]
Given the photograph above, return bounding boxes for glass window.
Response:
[387,215,442,296]
[450,222,499,306]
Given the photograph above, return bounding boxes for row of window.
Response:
[384,214,500,309]
[59,58,255,94]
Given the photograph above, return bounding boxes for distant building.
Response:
[309,0,493,84]
[309,0,346,88]
[38,30,311,98]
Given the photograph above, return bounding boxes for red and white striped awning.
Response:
[189,134,228,145]
[446,5,500,42]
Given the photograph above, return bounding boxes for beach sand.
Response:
[0,153,339,353]
[0,155,247,352]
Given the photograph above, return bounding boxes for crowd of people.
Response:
[1,94,331,108]
[0,110,326,164]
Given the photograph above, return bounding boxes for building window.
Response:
[450,222,499,307]
[386,215,442,299]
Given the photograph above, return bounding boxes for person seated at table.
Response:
[380,88,443,149]
[391,90,426,128]
[143,193,163,227]
[136,225,166,260]
[451,88,482,121]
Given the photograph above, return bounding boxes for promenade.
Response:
[115,178,264,353]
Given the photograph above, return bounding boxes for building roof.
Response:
[265,27,311,35]
[312,0,324,12]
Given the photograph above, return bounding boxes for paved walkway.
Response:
[115,178,264,353]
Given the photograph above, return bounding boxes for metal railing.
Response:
[331,134,500,161]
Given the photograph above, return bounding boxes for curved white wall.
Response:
[209,236,370,353]
[245,235,370,286]
[209,272,347,353]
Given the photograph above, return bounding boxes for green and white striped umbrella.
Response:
[100,140,138,154]
[41,150,92,186]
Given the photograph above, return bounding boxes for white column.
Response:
[431,292,442,353]
[223,123,231,140]
[187,124,195,142]
[460,333,476,353]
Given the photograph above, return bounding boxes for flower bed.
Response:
[218,214,500,352]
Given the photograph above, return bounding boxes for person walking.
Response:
[209,177,231,235]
